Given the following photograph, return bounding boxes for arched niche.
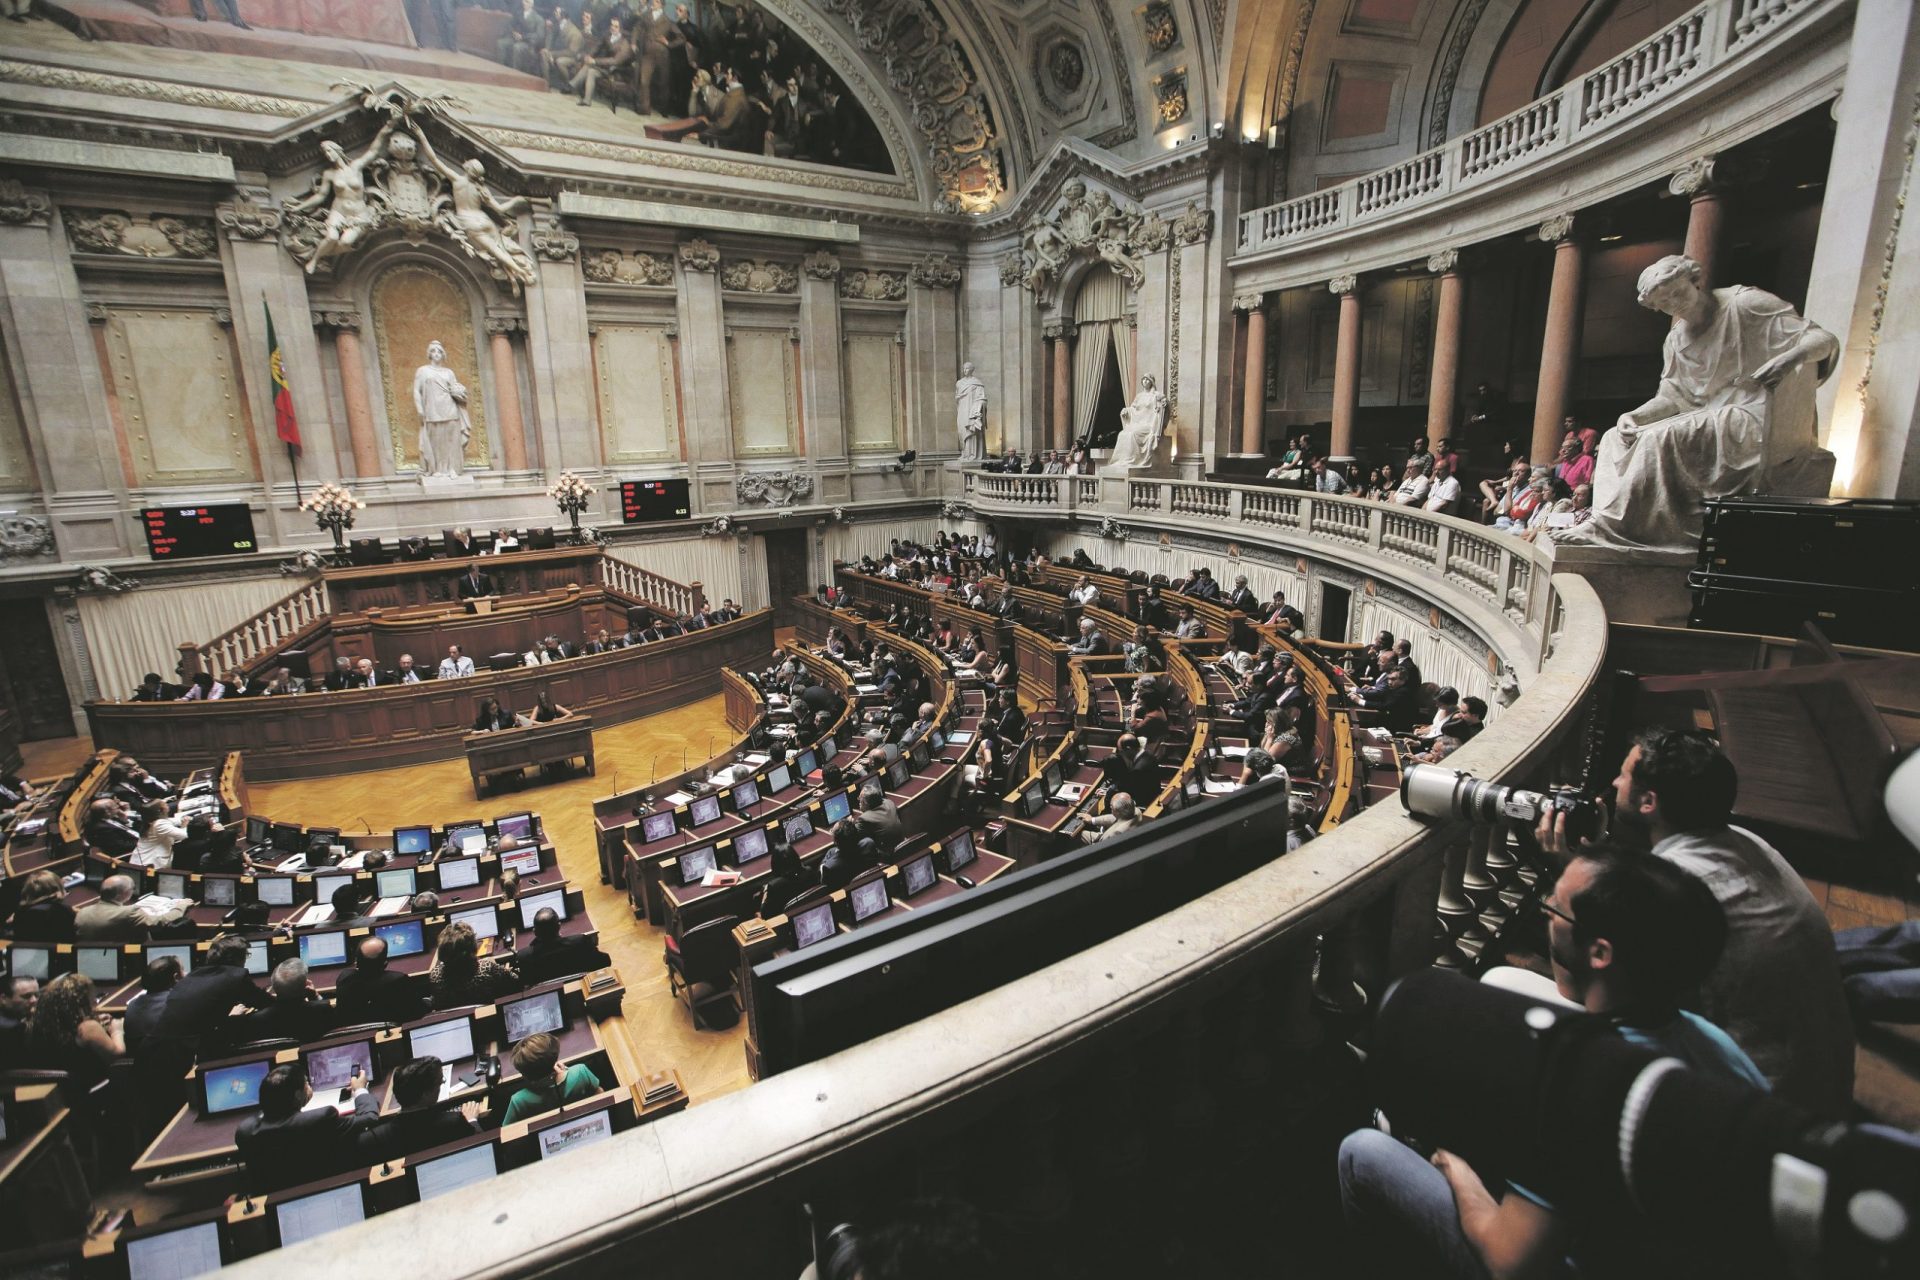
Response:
[1067,265,1134,449]
[365,255,492,474]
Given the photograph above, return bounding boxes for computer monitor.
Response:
[347,536,388,566]
[147,942,195,973]
[393,825,433,856]
[75,945,121,983]
[822,791,851,825]
[407,1015,475,1064]
[6,945,50,981]
[499,846,542,877]
[125,1218,224,1280]
[200,876,236,908]
[783,812,814,844]
[732,826,770,865]
[445,824,487,856]
[1044,760,1063,792]
[517,888,567,929]
[275,1182,365,1247]
[764,762,793,794]
[155,872,187,900]
[899,852,938,898]
[306,827,341,857]
[790,899,837,950]
[269,822,303,853]
[302,1038,373,1092]
[688,795,722,828]
[374,918,426,959]
[494,812,534,844]
[730,778,760,810]
[253,875,295,907]
[795,748,819,777]
[886,759,911,791]
[640,811,678,844]
[245,816,270,846]
[945,729,974,745]
[1162,787,1184,812]
[909,740,931,770]
[930,729,946,751]
[414,1141,497,1201]
[500,987,565,1044]
[942,828,976,874]
[1184,777,1203,802]
[245,939,270,976]
[819,735,838,760]
[450,905,499,940]
[435,856,482,890]
[298,930,349,968]
[1019,781,1047,819]
[313,873,355,908]
[375,867,417,899]
[201,1058,271,1115]
[537,1107,613,1161]
[848,876,891,923]
[676,846,715,886]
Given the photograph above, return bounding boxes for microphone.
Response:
[356,817,372,834]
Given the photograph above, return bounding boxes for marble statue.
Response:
[285,118,397,275]
[955,362,988,463]
[408,126,537,291]
[1109,375,1170,470]
[1555,255,1837,553]
[413,340,473,478]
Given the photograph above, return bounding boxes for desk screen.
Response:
[203,1060,270,1115]
[518,888,567,929]
[688,795,722,828]
[494,812,534,843]
[849,878,890,924]
[141,503,256,561]
[944,829,975,873]
[765,763,793,794]
[415,1142,497,1201]
[619,477,691,524]
[303,1039,372,1092]
[374,919,425,959]
[791,901,836,951]
[499,846,542,877]
[822,792,851,825]
[148,943,194,972]
[1044,760,1063,792]
[900,854,937,897]
[448,825,487,856]
[76,945,120,983]
[732,827,769,864]
[275,1183,365,1247]
[393,826,433,856]
[796,748,818,777]
[245,940,269,975]
[245,816,270,846]
[677,846,715,886]
[375,868,417,899]
[450,906,499,940]
[910,741,931,770]
[156,872,187,900]
[730,778,760,810]
[640,812,678,843]
[408,1016,475,1064]
[125,1220,223,1280]
[298,931,348,968]
[269,822,303,853]
[538,1107,613,1159]
[6,945,50,981]
[200,877,236,908]
[253,876,295,906]
[886,759,911,791]
[435,857,482,890]
[783,813,814,844]
[501,988,565,1044]
[313,873,354,907]
[1020,782,1047,820]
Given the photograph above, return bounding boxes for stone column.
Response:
[316,311,380,479]
[798,251,846,462]
[1670,156,1724,288]
[1530,214,1584,467]
[522,216,592,473]
[485,316,529,473]
[1328,275,1361,463]
[1044,319,1074,452]
[674,238,729,472]
[907,253,962,462]
[1234,291,1268,455]
[1425,250,1466,442]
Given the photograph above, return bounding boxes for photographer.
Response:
[1339,848,1764,1279]
[1537,729,1853,1116]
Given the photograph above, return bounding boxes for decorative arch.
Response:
[364,254,491,473]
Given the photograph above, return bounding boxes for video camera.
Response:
[1401,763,1605,841]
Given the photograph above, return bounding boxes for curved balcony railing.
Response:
[1235,0,1840,262]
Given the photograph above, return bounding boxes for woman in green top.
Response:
[502,1030,605,1124]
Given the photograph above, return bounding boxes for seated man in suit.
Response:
[515,907,610,986]
[323,657,364,691]
[1354,666,1421,734]
[333,935,428,1026]
[77,874,190,943]
[357,1056,483,1162]
[1067,617,1110,656]
[993,690,1028,744]
[581,628,618,655]
[457,563,496,599]
[235,1062,379,1193]
[821,820,882,893]
[439,645,477,679]
[84,798,142,858]
[851,784,904,856]
[394,653,425,684]
[123,956,182,1056]
[130,672,168,702]
[228,958,338,1047]
[356,658,392,689]
[1225,574,1260,614]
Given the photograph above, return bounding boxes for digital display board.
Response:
[620,478,691,524]
[143,504,258,560]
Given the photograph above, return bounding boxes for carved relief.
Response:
[216,194,282,241]
[1232,291,1266,314]
[1171,202,1212,246]
[736,470,814,506]
[907,253,961,290]
[582,249,674,286]
[841,268,907,301]
[1140,2,1179,52]
[721,258,799,294]
[1329,273,1359,295]
[310,310,361,331]
[0,515,54,562]
[1016,177,1163,294]
[1048,41,1086,93]
[1427,248,1461,275]
[530,220,578,263]
[801,250,842,281]
[1151,70,1189,127]
[0,179,51,227]
[998,253,1025,287]
[66,210,218,259]
[678,238,720,272]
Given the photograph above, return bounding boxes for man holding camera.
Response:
[1340,848,1765,1278]
[1539,729,1853,1117]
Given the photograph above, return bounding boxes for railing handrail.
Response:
[192,577,330,680]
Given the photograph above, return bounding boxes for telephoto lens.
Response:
[1400,763,1605,841]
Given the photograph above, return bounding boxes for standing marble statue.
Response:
[413,340,473,478]
[955,361,988,463]
[1108,375,1170,470]
[1556,255,1837,553]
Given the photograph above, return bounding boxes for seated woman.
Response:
[501,1031,605,1125]
[472,696,518,732]
[27,973,123,1095]
[428,922,521,1011]
[9,871,75,942]
[531,691,571,723]
[757,840,817,919]
[954,627,993,674]
[131,799,189,870]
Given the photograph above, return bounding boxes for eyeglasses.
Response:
[1538,897,1576,927]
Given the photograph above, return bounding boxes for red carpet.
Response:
[41,0,544,93]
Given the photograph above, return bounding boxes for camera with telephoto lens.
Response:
[1400,763,1606,841]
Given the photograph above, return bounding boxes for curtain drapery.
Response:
[79,574,307,703]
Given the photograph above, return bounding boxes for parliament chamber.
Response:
[0,0,1917,1276]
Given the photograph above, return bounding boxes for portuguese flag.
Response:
[263,301,302,452]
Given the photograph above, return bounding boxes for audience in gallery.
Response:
[502,1031,605,1124]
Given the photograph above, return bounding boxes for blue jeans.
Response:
[1835,921,1920,1022]
[1338,1129,1491,1280]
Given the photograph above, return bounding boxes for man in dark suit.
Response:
[355,1057,482,1163]
[1067,618,1109,656]
[458,564,496,599]
[820,821,881,893]
[123,957,183,1056]
[323,657,363,691]
[235,1063,380,1193]
[136,934,272,1083]
[1225,575,1259,614]
[1355,666,1420,734]
[84,799,140,857]
[228,958,338,1047]
[333,936,428,1027]
[515,908,610,986]
[851,786,904,857]
[1100,734,1162,807]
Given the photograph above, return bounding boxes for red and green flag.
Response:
[263,301,302,452]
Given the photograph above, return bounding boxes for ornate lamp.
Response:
[300,482,364,562]
[548,471,597,543]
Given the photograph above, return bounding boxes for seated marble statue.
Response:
[1108,375,1170,471]
[1555,255,1837,554]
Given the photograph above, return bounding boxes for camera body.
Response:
[1400,763,1605,841]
